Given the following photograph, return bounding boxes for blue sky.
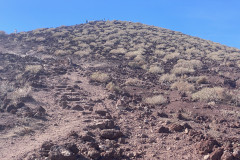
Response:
[0,0,240,49]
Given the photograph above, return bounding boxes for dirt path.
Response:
[0,71,108,160]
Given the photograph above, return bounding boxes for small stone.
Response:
[71,105,84,111]
[157,112,168,118]
[209,148,223,160]
[221,151,234,160]
[196,139,219,154]
[87,149,100,159]
[100,129,123,140]
[158,126,170,133]
[169,123,184,132]
[48,145,75,160]
[233,148,240,158]
[95,110,108,116]
[203,154,210,160]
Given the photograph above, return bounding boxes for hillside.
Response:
[0,20,240,160]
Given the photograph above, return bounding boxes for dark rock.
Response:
[88,119,115,130]
[100,129,123,140]
[169,124,184,132]
[87,149,100,159]
[0,124,5,131]
[72,105,84,111]
[224,79,236,88]
[48,145,76,160]
[157,112,168,118]
[16,102,25,108]
[196,139,219,154]
[40,141,54,157]
[80,132,95,142]
[65,143,79,154]
[95,110,108,116]
[233,148,240,158]
[221,151,234,160]
[6,104,16,112]
[158,126,170,133]
[34,106,46,117]
[209,148,223,160]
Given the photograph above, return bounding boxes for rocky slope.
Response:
[0,20,240,160]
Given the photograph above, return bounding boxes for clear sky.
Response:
[1,0,240,49]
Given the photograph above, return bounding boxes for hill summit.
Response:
[0,20,240,160]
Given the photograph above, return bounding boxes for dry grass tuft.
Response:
[192,87,232,103]
[159,74,177,83]
[145,95,167,105]
[171,81,195,94]
[148,65,164,74]
[125,78,144,87]
[90,72,110,83]
[106,82,121,93]
[25,65,42,74]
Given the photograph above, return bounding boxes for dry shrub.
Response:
[171,81,195,93]
[125,50,143,58]
[74,50,90,57]
[125,78,144,87]
[109,48,126,55]
[35,37,45,42]
[154,50,165,56]
[128,61,144,69]
[171,67,195,76]
[174,59,203,70]
[148,65,164,74]
[0,82,14,96]
[192,87,232,103]
[52,31,68,37]
[159,74,177,83]
[145,95,167,105]
[9,84,32,102]
[25,65,42,74]
[163,52,180,62]
[54,50,71,55]
[106,82,121,93]
[90,72,110,83]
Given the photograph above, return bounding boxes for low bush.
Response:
[171,81,195,94]
[145,95,167,105]
[159,74,177,83]
[191,87,232,103]
[90,72,110,83]
[25,65,42,74]
[148,65,164,74]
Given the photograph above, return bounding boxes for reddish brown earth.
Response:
[0,21,239,160]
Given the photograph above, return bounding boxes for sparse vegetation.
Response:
[192,87,231,103]
[145,95,167,105]
[90,72,110,83]
[106,82,121,93]
[159,74,177,84]
[25,65,42,74]
[148,65,164,74]
[171,81,195,94]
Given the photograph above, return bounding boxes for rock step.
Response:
[55,85,68,89]
[62,92,81,96]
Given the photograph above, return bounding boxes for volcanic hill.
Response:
[0,20,240,160]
